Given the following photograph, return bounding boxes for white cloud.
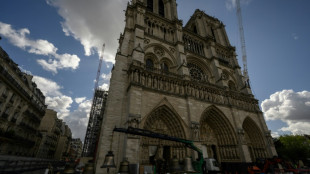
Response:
[33,75,91,139]
[63,99,92,141]
[18,66,32,75]
[46,0,128,63]
[75,97,86,104]
[101,72,111,82]
[262,89,310,135]
[271,132,280,138]
[37,53,80,74]
[99,83,109,91]
[46,96,73,118]
[280,121,310,135]
[32,76,63,97]
[0,22,80,73]
[37,59,58,73]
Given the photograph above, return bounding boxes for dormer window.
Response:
[147,0,153,12]
[159,0,165,17]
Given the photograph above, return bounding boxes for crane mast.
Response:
[236,0,249,85]
[94,44,105,91]
[82,44,106,158]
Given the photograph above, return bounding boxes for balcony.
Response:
[0,65,46,114]
[144,14,176,44]
[183,33,205,57]
[128,62,260,112]
[19,122,37,133]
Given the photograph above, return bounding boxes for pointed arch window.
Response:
[159,0,165,17]
[211,27,216,42]
[161,62,169,73]
[193,25,198,34]
[146,59,154,70]
[147,0,153,12]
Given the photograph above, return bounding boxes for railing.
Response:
[183,32,205,57]
[128,62,260,112]
[24,109,42,124]
[0,155,65,174]
[144,15,175,44]
[19,122,37,133]
[214,44,236,68]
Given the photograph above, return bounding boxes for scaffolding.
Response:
[82,89,108,157]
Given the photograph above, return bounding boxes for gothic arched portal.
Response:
[140,105,186,164]
[242,117,267,161]
[200,106,240,162]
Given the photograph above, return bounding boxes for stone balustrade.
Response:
[144,15,175,43]
[128,61,260,113]
[183,32,205,56]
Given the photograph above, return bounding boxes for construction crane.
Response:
[236,0,250,87]
[94,44,105,91]
[82,44,106,158]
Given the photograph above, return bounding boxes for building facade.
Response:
[0,47,46,157]
[37,109,72,160]
[96,0,277,173]
[70,138,83,160]
[55,123,72,160]
[36,109,61,159]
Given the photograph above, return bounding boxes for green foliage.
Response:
[275,135,310,162]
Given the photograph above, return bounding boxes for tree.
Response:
[274,135,310,163]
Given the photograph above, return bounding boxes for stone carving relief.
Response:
[191,122,200,141]
[127,114,141,128]
[144,39,150,44]
[237,128,247,145]
[126,10,133,17]
[265,131,274,146]
[200,123,216,143]
[221,72,228,80]
[128,61,260,112]
[127,114,141,138]
[137,7,145,15]
[153,46,165,57]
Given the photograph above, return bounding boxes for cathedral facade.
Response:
[95,0,277,172]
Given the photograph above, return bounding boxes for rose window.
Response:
[187,63,204,81]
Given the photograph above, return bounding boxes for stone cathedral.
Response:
[95,0,277,172]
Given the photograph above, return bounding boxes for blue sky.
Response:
[1,0,310,140]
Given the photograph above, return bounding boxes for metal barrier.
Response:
[0,155,66,174]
